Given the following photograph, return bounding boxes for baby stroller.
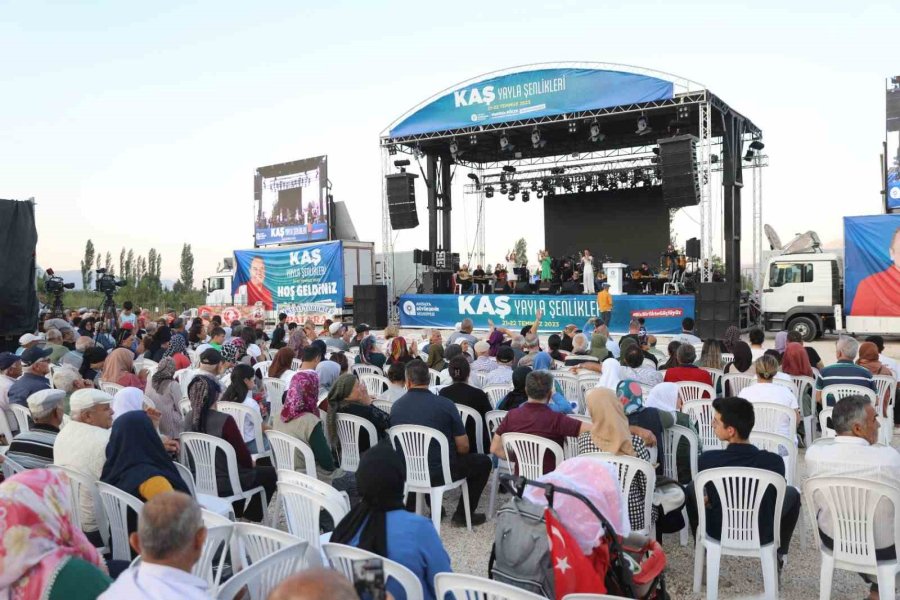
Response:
[491,473,668,600]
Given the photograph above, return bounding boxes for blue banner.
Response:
[390,68,674,138]
[888,167,900,210]
[254,222,328,246]
[398,294,693,334]
[233,241,344,311]
[844,214,900,316]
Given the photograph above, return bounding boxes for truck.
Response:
[760,216,900,340]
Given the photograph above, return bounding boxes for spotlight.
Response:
[636,116,652,135]
[468,134,478,145]
[710,154,719,163]
[500,183,508,195]
[652,147,660,155]
[749,140,765,151]
[511,182,520,195]
[467,172,480,189]
[743,149,755,162]
[563,178,573,192]
[502,165,517,173]
[589,120,605,143]
[500,133,515,152]
[485,186,494,198]
[449,139,459,160]
[508,191,516,201]
[541,178,551,191]
[536,190,544,199]
[677,105,690,121]
[522,190,530,203]
[568,122,577,134]
[387,145,398,156]
[531,128,546,149]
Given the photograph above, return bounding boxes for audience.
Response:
[7,346,52,406]
[663,344,713,387]
[661,340,681,370]
[787,330,824,370]
[387,336,414,366]
[326,373,391,455]
[269,569,359,600]
[380,361,408,402]
[440,356,492,452]
[857,341,894,377]
[220,363,269,454]
[748,327,766,360]
[483,346,514,385]
[143,357,184,440]
[497,366,532,411]
[357,326,387,368]
[6,389,66,469]
[724,341,754,374]
[45,328,69,363]
[61,336,95,370]
[447,318,478,347]
[816,336,876,406]
[470,341,497,377]
[101,348,147,390]
[865,335,898,378]
[620,345,663,388]
[737,355,800,441]
[269,347,297,385]
[698,339,723,370]
[672,317,702,346]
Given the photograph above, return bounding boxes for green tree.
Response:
[513,238,527,267]
[148,249,157,279]
[119,248,125,278]
[125,249,134,282]
[155,253,162,280]
[180,243,194,290]
[80,239,95,290]
[95,252,101,272]
[104,251,113,275]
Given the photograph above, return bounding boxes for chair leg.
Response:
[415,492,424,517]
[679,507,689,546]
[430,489,443,536]
[876,565,895,600]
[705,543,721,600]
[460,481,472,532]
[692,536,705,593]
[487,470,499,519]
[760,545,778,599]
[818,554,834,600]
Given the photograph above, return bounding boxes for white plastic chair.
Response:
[264,430,317,478]
[720,353,735,366]
[676,381,715,407]
[751,401,798,442]
[456,404,486,454]
[435,572,547,600]
[578,374,601,398]
[1,455,25,479]
[554,371,584,414]
[9,404,32,434]
[99,381,123,396]
[351,363,381,378]
[565,414,592,459]
[253,361,271,379]
[804,476,900,600]
[230,522,303,571]
[681,399,724,451]
[873,375,897,445]
[262,377,286,421]
[819,407,835,438]
[55,465,110,552]
[500,433,564,480]
[784,375,816,446]
[428,368,444,387]
[359,373,390,397]
[216,402,270,461]
[0,409,15,447]
[820,383,877,409]
[722,373,755,397]
[180,432,268,524]
[373,398,394,414]
[277,481,348,549]
[701,368,725,395]
[217,542,306,600]
[324,542,424,600]
[484,384,513,409]
[335,413,378,473]
[749,431,797,486]
[96,481,144,561]
[173,461,235,520]
[692,467,786,600]
[663,425,699,546]
[291,358,302,372]
[277,469,351,513]
[389,424,472,535]
[587,453,656,536]
[485,410,510,519]
[193,524,232,589]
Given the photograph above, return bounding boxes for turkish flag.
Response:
[545,509,606,599]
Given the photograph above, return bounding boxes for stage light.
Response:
[563,178,573,192]
[469,134,478,145]
[547,187,555,197]
[502,165,517,173]
[677,106,690,121]
[744,148,755,162]
[710,154,719,163]
[511,182,520,195]
[467,172,480,189]
[652,147,660,155]
[500,183,508,195]
[522,190,530,202]
[393,159,411,168]
[485,186,494,198]
[536,190,544,199]
[449,140,459,160]
[589,120,605,143]
[508,191,516,201]
[568,122,577,134]
[541,178,551,191]
[636,116,652,135]
[387,145,398,156]
[500,133,515,152]
[531,128,546,149]
[749,140,765,151]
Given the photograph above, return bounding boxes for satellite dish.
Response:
[764,224,782,251]
[223,257,234,271]
[782,231,822,255]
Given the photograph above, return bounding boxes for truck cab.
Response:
[761,252,841,341]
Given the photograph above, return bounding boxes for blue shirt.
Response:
[391,388,465,475]
[815,359,876,405]
[349,509,452,600]
[7,373,50,406]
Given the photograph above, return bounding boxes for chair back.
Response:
[787,375,816,416]
[373,399,394,414]
[819,407,835,437]
[231,522,303,571]
[178,370,199,400]
[277,481,349,548]
[821,384,877,407]
[720,353,735,366]
[216,402,268,459]
[253,361,271,379]
[324,542,425,600]
[9,404,31,434]
[335,413,378,473]
[751,401,797,439]
[590,453,656,535]
[217,542,306,600]
[277,469,351,513]
[803,476,900,570]
[554,372,584,414]
[434,572,547,600]
[359,373,390,397]
[472,371,488,389]
[389,425,453,488]
[564,414,591,459]
[99,382,123,396]
[749,431,797,486]
[873,374,897,407]
[194,524,232,588]
[456,404,485,454]
[351,364,381,378]
[501,433,564,480]
[262,377,286,419]
[264,430,317,478]
[693,467,786,552]
[1,456,25,479]
[0,410,14,447]
[662,425,699,482]
[485,410,508,438]
[428,368,444,387]
[681,399,724,451]
[484,384,513,409]
[701,368,724,394]
[180,432,242,499]
[291,358,302,372]
[173,461,197,496]
[676,381,715,406]
[722,373,755,396]
[96,481,144,561]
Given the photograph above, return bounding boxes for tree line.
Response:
[80,241,195,292]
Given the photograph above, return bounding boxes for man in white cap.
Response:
[55,388,114,547]
[469,340,497,376]
[325,321,349,351]
[5,388,66,469]
[15,332,44,356]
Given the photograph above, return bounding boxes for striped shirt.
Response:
[6,423,59,470]
[815,360,876,405]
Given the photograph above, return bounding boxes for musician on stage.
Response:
[638,262,653,278]
[582,249,595,294]
[539,250,552,282]
[663,244,681,282]
[456,264,473,292]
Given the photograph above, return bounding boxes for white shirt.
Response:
[672,332,702,346]
[379,383,407,403]
[239,391,262,445]
[750,347,765,361]
[806,436,900,549]
[100,562,210,600]
[483,365,513,386]
[279,369,297,386]
[606,338,620,359]
[880,353,899,379]
[738,381,799,441]
[54,420,111,531]
[0,374,14,411]
[245,343,262,359]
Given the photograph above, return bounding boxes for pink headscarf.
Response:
[282,370,320,422]
[0,469,107,599]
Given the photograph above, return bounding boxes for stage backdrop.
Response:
[233,241,345,311]
[544,187,669,268]
[399,293,693,334]
[844,214,900,316]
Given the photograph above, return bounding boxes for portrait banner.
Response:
[844,214,900,316]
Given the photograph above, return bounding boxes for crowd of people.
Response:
[0,305,898,599]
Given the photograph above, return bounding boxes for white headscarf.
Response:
[596,358,621,391]
[646,382,679,415]
[112,387,144,421]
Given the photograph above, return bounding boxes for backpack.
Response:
[490,495,554,598]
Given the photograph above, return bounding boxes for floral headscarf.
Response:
[0,469,107,599]
[359,335,385,367]
[723,326,741,354]
[221,340,242,364]
[616,379,645,416]
[282,370,320,422]
[288,327,309,354]
[151,356,177,394]
[188,374,221,431]
[163,333,187,359]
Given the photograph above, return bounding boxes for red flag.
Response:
[545,508,606,599]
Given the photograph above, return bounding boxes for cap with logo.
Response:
[18,333,45,346]
[0,352,22,371]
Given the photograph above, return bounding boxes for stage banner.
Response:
[233,241,344,311]
[389,68,674,138]
[844,214,900,316]
[398,294,693,334]
[197,305,268,324]
[277,302,339,326]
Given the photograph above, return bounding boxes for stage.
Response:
[398,293,694,334]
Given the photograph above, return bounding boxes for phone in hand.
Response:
[351,557,386,600]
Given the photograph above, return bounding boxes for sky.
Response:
[1,0,897,286]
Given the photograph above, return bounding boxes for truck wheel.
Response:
[788,316,817,342]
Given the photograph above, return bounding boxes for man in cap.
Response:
[44,329,69,364]
[484,346,515,386]
[325,321,349,351]
[6,388,66,469]
[470,340,497,377]
[0,352,23,439]
[7,346,52,407]
[15,332,44,356]
[195,348,224,388]
[350,323,371,349]
[54,388,114,546]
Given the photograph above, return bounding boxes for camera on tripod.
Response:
[95,268,126,294]
[44,268,75,294]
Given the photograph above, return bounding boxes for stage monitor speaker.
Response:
[514,281,531,294]
[423,270,453,294]
[413,249,422,264]
[385,173,419,230]
[421,250,432,267]
[353,285,388,329]
[685,237,701,259]
[695,282,738,340]
[658,135,700,208]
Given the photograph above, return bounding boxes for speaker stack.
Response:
[353,285,389,329]
[385,173,419,230]
[422,271,453,294]
[695,282,738,340]
[685,237,701,259]
[658,135,700,208]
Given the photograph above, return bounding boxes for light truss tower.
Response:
[697,99,714,282]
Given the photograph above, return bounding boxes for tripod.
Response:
[98,292,119,331]
[49,291,66,319]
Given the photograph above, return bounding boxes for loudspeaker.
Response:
[514,281,531,294]
[451,253,460,272]
[658,135,700,208]
[413,249,422,264]
[423,270,453,294]
[561,281,582,294]
[353,285,388,329]
[386,173,419,230]
[421,250,432,267]
[685,237,701,259]
[0,199,39,350]
[695,282,738,340]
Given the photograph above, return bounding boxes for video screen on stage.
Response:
[254,155,329,247]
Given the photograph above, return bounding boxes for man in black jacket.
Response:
[270,312,288,349]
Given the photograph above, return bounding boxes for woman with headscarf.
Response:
[326,374,391,459]
[144,357,184,439]
[577,387,652,531]
[439,356,492,452]
[857,341,893,377]
[162,333,191,370]
[272,368,337,482]
[426,342,446,371]
[143,325,171,362]
[316,359,342,394]
[774,331,789,357]
[781,342,814,378]
[386,337,412,366]
[724,341,754,374]
[186,375,276,521]
[357,335,387,368]
[288,325,310,355]
[101,347,146,390]
[498,366,531,411]
[532,352,573,414]
[617,379,670,469]
[268,347,297,385]
[597,357,622,391]
[617,336,639,366]
[220,363,268,454]
[723,325,742,354]
[111,387,145,421]
[589,331,609,362]
[0,469,112,599]
[79,346,107,385]
[331,439,452,600]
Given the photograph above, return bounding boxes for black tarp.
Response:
[0,199,39,347]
